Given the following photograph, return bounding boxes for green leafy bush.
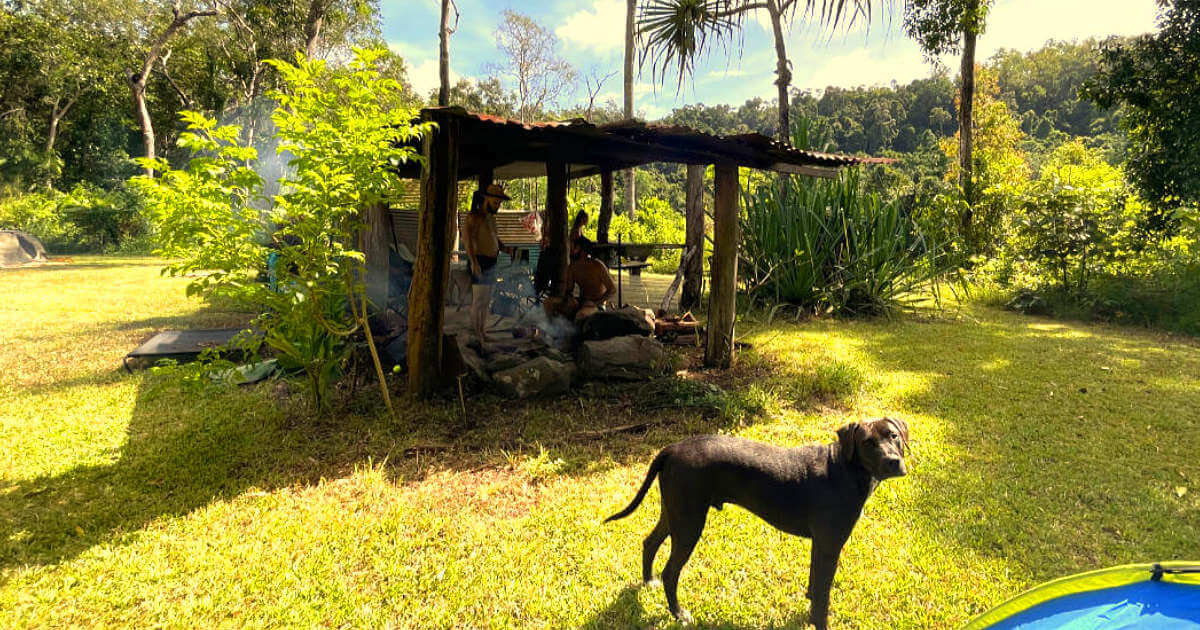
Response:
[133,48,431,409]
[739,169,958,316]
[0,184,147,252]
[1009,140,1137,292]
[986,140,1200,335]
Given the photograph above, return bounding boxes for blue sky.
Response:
[384,0,1160,119]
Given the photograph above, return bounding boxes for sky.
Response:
[383,0,1162,120]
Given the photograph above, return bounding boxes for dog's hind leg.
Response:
[641,515,669,584]
[660,508,707,624]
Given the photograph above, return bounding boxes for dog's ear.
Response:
[885,417,910,454]
[837,422,863,462]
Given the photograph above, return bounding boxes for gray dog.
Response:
[605,417,909,629]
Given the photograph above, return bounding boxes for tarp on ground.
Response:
[0,230,48,266]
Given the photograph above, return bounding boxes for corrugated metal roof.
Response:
[415,106,894,177]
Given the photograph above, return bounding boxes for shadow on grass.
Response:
[0,345,776,578]
[855,309,1200,583]
[580,583,811,630]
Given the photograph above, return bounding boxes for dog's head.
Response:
[837,417,908,479]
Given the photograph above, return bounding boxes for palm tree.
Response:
[639,0,875,144]
[623,0,637,219]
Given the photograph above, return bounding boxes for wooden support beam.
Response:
[545,157,570,296]
[681,164,705,311]
[364,201,391,313]
[597,170,614,244]
[705,162,739,369]
[407,114,459,398]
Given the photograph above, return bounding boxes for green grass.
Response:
[2,257,1199,629]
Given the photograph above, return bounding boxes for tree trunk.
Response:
[128,3,217,176]
[598,170,614,244]
[958,16,977,244]
[681,164,705,310]
[130,80,156,174]
[438,0,451,106]
[407,114,460,398]
[623,0,636,220]
[305,0,326,58]
[767,2,792,144]
[44,94,78,187]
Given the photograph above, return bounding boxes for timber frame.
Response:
[388,107,890,398]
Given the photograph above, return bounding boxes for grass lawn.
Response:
[2,257,1198,629]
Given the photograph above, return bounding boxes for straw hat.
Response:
[485,183,511,200]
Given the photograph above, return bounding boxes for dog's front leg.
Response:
[806,541,843,630]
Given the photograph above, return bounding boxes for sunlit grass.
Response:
[2,258,1198,628]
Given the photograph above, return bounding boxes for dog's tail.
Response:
[604,450,667,523]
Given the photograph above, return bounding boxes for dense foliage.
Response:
[740,169,957,316]
[1084,0,1200,220]
[134,49,429,408]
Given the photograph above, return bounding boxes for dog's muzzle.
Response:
[883,457,907,478]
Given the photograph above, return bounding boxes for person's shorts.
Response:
[472,255,498,285]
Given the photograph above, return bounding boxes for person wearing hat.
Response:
[464,183,514,350]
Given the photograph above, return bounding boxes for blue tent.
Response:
[965,563,1200,629]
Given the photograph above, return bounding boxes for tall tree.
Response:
[128,1,217,175]
[624,0,637,219]
[1084,0,1200,224]
[437,0,458,106]
[903,0,992,236]
[639,0,874,145]
[487,10,576,122]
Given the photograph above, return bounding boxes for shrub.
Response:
[739,169,958,316]
[0,184,148,252]
[133,48,431,410]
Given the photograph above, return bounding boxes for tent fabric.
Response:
[988,581,1200,629]
[0,230,48,266]
[965,563,1200,630]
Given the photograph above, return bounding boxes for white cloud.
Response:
[797,46,934,91]
[978,0,1158,58]
[557,0,627,51]
[405,56,460,98]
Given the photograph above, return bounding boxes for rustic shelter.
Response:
[386,106,887,398]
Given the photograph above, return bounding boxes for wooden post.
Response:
[705,163,738,368]
[545,157,570,296]
[364,201,390,313]
[407,114,459,398]
[597,170,614,244]
[681,164,705,311]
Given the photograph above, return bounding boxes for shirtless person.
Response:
[546,237,616,322]
[463,183,512,349]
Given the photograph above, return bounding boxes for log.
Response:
[705,162,738,368]
[407,113,460,398]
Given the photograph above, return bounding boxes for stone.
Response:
[580,306,655,341]
[577,335,669,381]
[383,332,407,364]
[492,356,575,399]
[485,351,528,374]
[448,335,489,382]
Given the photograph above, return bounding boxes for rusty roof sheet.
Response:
[418,106,893,175]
